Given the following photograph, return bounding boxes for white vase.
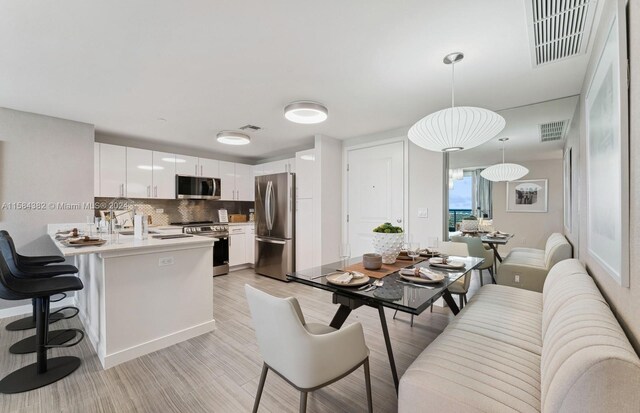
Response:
[372,233,404,264]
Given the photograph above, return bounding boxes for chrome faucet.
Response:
[107,197,137,234]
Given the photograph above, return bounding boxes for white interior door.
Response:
[347,141,404,258]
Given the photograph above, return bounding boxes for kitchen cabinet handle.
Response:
[147,185,151,197]
[195,164,198,176]
[154,186,158,197]
[201,165,203,176]
[236,189,239,200]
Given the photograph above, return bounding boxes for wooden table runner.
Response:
[343,258,425,279]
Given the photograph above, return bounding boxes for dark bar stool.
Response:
[0,232,80,353]
[0,253,84,394]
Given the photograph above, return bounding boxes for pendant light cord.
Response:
[451,62,455,109]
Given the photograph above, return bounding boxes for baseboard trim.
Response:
[101,319,217,369]
[0,296,76,319]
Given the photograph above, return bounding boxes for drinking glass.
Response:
[86,216,94,237]
[407,242,420,263]
[339,243,351,270]
[427,236,439,253]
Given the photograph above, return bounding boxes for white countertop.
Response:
[48,224,215,257]
[228,222,255,226]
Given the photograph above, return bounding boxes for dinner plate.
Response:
[326,272,370,287]
[428,257,465,269]
[62,238,106,248]
[400,273,444,284]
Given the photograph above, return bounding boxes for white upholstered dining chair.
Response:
[438,241,471,309]
[244,285,372,413]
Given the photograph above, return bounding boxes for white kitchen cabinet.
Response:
[152,151,177,199]
[253,164,264,178]
[175,155,199,176]
[256,159,295,176]
[295,149,314,199]
[235,163,254,201]
[199,158,219,178]
[296,198,314,271]
[94,143,101,197]
[99,143,127,197]
[219,162,254,201]
[219,161,236,200]
[245,226,255,265]
[126,147,153,198]
[229,226,247,266]
[285,157,295,173]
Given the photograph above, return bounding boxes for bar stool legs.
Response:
[0,297,82,394]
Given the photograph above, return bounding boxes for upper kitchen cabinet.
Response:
[94,143,100,197]
[256,158,295,176]
[175,155,199,176]
[219,161,236,200]
[295,149,315,199]
[234,163,254,202]
[99,143,126,197]
[219,161,254,201]
[199,158,219,178]
[126,147,153,198]
[152,152,177,199]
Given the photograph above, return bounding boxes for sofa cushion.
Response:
[541,298,640,412]
[448,287,542,355]
[399,328,541,413]
[543,233,572,269]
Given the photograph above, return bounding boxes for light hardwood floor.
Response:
[0,269,486,412]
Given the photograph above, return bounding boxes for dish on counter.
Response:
[61,237,106,247]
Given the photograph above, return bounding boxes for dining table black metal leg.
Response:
[377,305,399,393]
[330,304,352,329]
[442,289,460,315]
[489,243,502,262]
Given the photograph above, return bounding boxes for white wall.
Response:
[569,0,640,352]
[313,135,343,265]
[491,159,564,255]
[408,142,444,246]
[0,107,94,310]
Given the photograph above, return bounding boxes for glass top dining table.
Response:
[287,255,484,393]
[287,255,484,315]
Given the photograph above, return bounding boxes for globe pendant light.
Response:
[480,138,528,182]
[408,52,506,152]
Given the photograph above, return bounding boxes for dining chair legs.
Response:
[252,363,269,413]
[458,295,464,309]
[393,309,414,327]
[364,358,373,413]
[299,391,308,413]
[479,269,484,286]
[463,294,468,305]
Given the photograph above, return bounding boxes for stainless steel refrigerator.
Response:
[255,172,295,281]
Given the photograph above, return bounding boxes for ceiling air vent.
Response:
[239,124,261,131]
[539,120,568,142]
[525,0,598,67]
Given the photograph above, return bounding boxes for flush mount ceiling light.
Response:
[284,101,328,124]
[408,52,506,152]
[216,131,251,145]
[480,138,529,182]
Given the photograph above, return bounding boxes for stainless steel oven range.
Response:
[181,222,229,276]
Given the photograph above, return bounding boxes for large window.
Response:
[449,175,473,231]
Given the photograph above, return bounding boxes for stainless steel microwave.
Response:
[175,175,221,200]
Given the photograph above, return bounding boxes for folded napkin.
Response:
[333,272,354,284]
[418,268,440,280]
[400,268,419,277]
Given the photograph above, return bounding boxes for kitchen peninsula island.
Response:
[48,225,216,369]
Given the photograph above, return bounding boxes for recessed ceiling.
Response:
[449,95,579,168]
[0,1,601,160]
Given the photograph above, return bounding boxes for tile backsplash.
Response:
[95,197,254,226]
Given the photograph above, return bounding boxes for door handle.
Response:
[256,237,286,245]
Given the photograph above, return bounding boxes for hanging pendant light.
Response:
[408,52,506,152]
[480,138,528,182]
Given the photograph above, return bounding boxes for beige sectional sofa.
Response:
[496,233,572,292]
[398,259,640,413]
